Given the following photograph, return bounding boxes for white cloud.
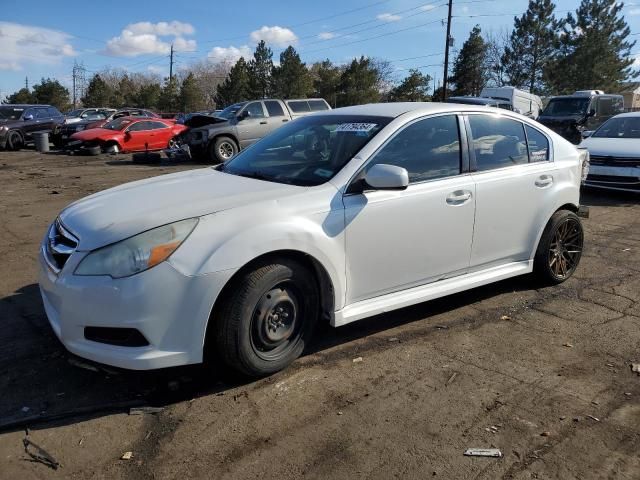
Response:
[377,13,402,22]
[630,8,640,15]
[207,45,252,63]
[127,21,195,36]
[420,4,437,11]
[318,32,337,40]
[0,22,76,71]
[250,26,297,47]
[104,21,196,57]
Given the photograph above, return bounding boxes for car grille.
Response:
[590,155,640,167]
[44,219,79,273]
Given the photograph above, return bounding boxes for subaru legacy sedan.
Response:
[39,103,589,376]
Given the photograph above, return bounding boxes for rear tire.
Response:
[533,210,584,285]
[209,136,237,164]
[214,258,319,377]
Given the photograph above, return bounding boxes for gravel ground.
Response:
[0,148,639,479]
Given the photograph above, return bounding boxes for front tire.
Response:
[6,131,23,151]
[208,136,237,164]
[214,259,319,377]
[533,210,584,284]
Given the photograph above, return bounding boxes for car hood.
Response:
[580,137,640,157]
[71,128,122,141]
[183,114,227,128]
[59,168,302,250]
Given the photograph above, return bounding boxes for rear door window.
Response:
[128,121,152,132]
[148,121,168,130]
[264,100,286,117]
[468,115,528,171]
[36,108,50,119]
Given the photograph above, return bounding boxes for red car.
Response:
[69,117,187,154]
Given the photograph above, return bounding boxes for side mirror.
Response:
[364,164,409,190]
[582,130,594,138]
[588,109,596,117]
[23,114,34,121]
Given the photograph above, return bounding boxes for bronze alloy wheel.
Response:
[548,216,583,280]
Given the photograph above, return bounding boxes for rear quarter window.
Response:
[525,125,550,162]
[308,100,329,111]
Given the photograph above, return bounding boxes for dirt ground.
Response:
[0,148,639,480]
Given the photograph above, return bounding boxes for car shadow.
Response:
[0,274,540,434]
[581,187,639,207]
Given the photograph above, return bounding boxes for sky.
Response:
[1,0,639,99]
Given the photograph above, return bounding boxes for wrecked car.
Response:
[67,117,187,154]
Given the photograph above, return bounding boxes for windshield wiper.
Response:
[233,171,273,182]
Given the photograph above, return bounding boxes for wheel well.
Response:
[203,250,335,359]
[556,203,578,214]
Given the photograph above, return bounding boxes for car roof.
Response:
[610,111,640,118]
[0,104,52,108]
[320,102,505,118]
[447,96,502,105]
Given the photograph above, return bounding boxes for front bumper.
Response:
[38,240,234,370]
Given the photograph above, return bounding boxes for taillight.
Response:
[578,148,590,184]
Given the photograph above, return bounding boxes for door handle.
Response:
[260,121,267,125]
[535,174,553,188]
[446,190,472,205]
[282,119,289,122]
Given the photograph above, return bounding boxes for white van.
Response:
[480,86,543,118]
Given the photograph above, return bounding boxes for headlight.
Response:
[74,218,198,278]
[0,126,7,131]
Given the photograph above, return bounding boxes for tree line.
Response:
[2,0,636,112]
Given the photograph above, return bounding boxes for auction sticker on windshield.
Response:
[336,123,377,133]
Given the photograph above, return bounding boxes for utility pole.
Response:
[25,77,29,90]
[442,0,453,101]
[72,64,77,108]
[169,44,174,82]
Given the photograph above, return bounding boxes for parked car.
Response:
[67,116,187,154]
[40,102,589,376]
[0,104,64,150]
[537,90,624,144]
[52,108,116,147]
[84,108,161,129]
[183,98,331,163]
[480,86,543,118]
[447,96,514,110]
[580,112,640,192]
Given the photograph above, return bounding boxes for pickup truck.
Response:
[181,98,331,163]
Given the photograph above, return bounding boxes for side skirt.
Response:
[333,260,533,327]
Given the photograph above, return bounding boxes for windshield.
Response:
[67,109,85,117]
[0,107,25,120]
[542,98,590,116]
[593,116,640,139]
[103,118,131,130]
[216,103,246,120]
[221,115,391,186]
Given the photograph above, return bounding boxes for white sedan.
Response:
[39,103,589,376]
[580,112,640,193]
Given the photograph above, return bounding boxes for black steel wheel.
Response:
[6,131,23,151]
[534,210,584,284]
[213,258,319,377]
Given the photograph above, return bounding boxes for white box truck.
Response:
[480,86,543,118]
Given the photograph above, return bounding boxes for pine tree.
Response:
[215,57,252,107]
[388,70,432,102]
[272,46,313,99]
[31,78,71,111]
[248,41,274,98]
[134,84,161,109]
[337,56,380,107]
[82,74,112,107]
[158,77,180,112]
[502,0,557,94]
[179,73,201,112]
[545,0,637,94]
[112,74,137,108]
[310,60,342,107]
[451,26,490,96]
[2,88,35,104]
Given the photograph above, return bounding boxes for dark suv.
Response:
[0,104,64,150]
